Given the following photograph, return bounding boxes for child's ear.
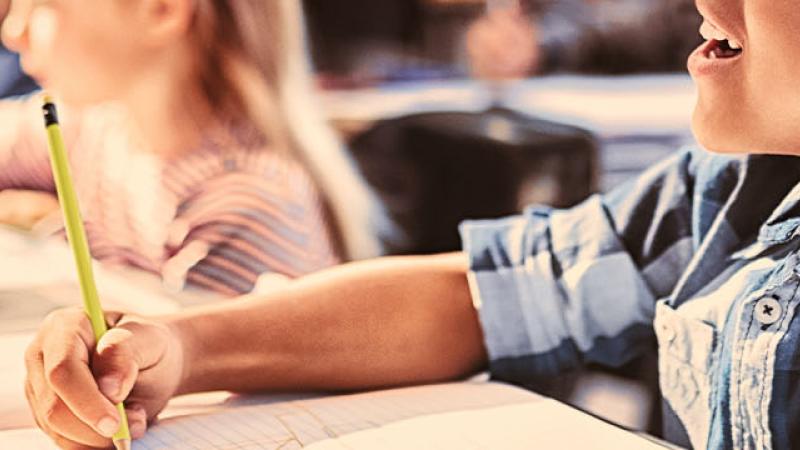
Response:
[138,0,194,44]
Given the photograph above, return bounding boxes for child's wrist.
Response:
[163,313,198,396]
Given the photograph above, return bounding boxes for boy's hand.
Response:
[24,308,185,449]
[0,189,59,230]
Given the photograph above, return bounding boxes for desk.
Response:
[322,74,698,191]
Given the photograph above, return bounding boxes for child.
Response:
[24,0,800,448]
[0,0,382,296]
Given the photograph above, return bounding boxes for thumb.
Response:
[92,323,166,404]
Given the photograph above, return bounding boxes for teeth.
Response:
[699,20,743,49]
[700,21,726,40]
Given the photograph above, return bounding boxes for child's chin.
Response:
[691,108,747,155]
[53,87,110,108]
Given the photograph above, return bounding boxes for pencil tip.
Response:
[42,92,53,105]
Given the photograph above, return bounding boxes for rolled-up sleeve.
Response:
[460,147,702,386]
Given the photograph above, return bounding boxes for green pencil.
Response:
[41,95,131,450]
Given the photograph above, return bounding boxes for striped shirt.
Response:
[0,97,339,296]
[461,147,800,449]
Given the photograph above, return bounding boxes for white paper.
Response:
[308,401,666,450]
[133,382,534,449]
[128,382,665,450]
[0,428,56,450]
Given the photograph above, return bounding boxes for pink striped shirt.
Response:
[0,97,339,296]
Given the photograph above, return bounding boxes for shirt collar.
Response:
[759,181,800,244]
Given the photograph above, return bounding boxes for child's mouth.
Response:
[689,38,743,77]
[688,19,744,77]
[699,20,744,60]
[705,39,743,59]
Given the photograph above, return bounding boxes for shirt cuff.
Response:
[459,213,577,384]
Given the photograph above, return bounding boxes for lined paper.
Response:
[135,382,537,449]
[133,382,665,450]
[308,401,667,450]
[0,382,669,449]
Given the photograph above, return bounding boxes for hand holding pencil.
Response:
[24,307,183,449]
[42,94,132,450]
[22,96,185,449]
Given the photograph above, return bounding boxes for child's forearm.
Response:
[170,253,488,395]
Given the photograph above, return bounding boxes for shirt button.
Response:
[755,296,782,325]
[659,321,676,343]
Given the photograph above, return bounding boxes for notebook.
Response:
[147,381,674,450]
[0,381,669,449]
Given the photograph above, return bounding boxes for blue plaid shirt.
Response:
[461,147,800,449]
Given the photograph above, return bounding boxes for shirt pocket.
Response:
[654,299,717,450]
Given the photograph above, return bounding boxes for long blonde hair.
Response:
[192,0,385,260]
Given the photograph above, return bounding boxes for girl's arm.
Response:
[0,96,84,227]
[0,95,55,191]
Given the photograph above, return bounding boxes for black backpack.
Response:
[350,107,599,255]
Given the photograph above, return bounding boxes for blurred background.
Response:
[307,0,698,438]
[0,0,702,252]
[305,0,700,84]
[307,0,701,256]
[0,0,704,441]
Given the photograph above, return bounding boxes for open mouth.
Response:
[688,20,744,76]
[704,39,743,59]
[700,21,743,59]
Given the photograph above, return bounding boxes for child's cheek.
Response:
[27,7,57,60]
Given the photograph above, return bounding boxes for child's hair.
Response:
[192,0,385,260]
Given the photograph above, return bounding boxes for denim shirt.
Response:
[460,147,800,449]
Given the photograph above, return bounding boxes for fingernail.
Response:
[98,377,121,399]
[96,416,119,437]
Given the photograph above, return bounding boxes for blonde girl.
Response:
[0,0,383,296]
